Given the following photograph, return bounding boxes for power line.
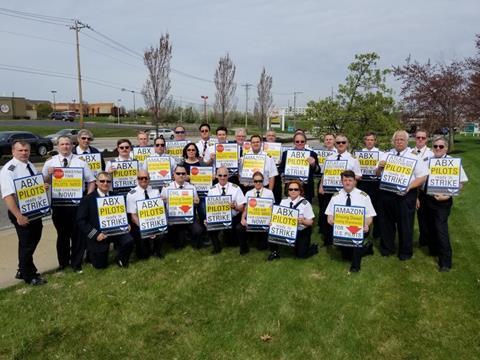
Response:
[0,9,71,27]
[0,7,73,22]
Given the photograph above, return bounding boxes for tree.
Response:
[36,103,52,119]
[214,53,236,126]
[393,57,469,150]
[305,53,398,148]
[254,67,273,131]
[142,33,172,133]
[466,34,480,118]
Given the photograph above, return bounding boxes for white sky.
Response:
[0,0,478,111]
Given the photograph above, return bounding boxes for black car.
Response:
[50,112,64,120]
[0,131,54,156]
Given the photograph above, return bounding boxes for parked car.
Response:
[149,128,174,141]
[50,112,64,120]
[49,111,76,122]
[0,131,54,156]
[45,128,80,145]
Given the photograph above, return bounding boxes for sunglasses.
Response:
[336,141,347,145]
[200,129,209,133]
[295,140,305,144]
[288,188,300,191]
[416,136,427,140]
[80,137,92,141]
[253,180,263,183]
[98,180,112,184]
[155,143,165,147]
[217,174,228,177]
[433,144,445,149]
[187,148,196,151]
[118,146,130,150]
[175,131,185,134]
[137,177,149,181]
[175,172,186,176]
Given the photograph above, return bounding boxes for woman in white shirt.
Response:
[268,180,318,260]
[237,172,275,255]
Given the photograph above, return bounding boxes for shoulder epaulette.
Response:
[360,191,368,197]
[8,164,15,171]
[301,199,308,205]
[232,184,238,188]
[129,189,136,194]
[332,192,340,196]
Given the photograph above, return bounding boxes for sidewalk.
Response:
[0,220,58,289]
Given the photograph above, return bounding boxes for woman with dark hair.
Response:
[267,180,318,260]
[181,142,203,176]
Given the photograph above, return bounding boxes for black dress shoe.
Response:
[398,255,412,261]
[116,259,129,268]
[267,251,280,261]
[439,266,451,272]
[28,277,47,286]
[15,270,23,279]
[349,266,360,273]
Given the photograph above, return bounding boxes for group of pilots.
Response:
[0,123,468,286]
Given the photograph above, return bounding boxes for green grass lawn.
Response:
[0,137,479,359]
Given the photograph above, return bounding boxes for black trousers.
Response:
[236,223,269,253]
[167,221,204,249]
[424,196,453,268]
[9,211,42,282]
[52,206,84,269]
[417,191,429,246]
[318,193,333,245]
[269,227,314,259]
[273,174,283,205]
[129,222,163,259]
[357,179,381,238]
[209,214,242,252]
[89,233,134,269]
[379,189,417,259]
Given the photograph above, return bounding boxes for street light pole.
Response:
[293,91,303,130]
[117,99,122,124]
[122,88,137,121]
[51,90,57,111]
[201,95,208,123]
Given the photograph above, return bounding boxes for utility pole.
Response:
[201,95,208,123]
[293,91,303,130]
[51,90,57,111]
[117,99,122,124]
[70,19,90,128]
[242,83,252,128]
[122,88,137,121]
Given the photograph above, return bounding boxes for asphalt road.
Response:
[0,119,151,129]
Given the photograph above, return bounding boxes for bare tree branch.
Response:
[254,67,273,131]
[214,53,236,126]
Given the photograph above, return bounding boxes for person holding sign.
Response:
[76,172,134,269]
[0,140,49,285]
[325,170,376,272]
[206,166,246,254]
[126,170,164,259]
[105,138,134,171]
[144,136,177,183]
[72,129,105,171]
[160,165,203,249]
[318,134,362,246]
[106,139,138,195]
[423,137,468,272]
[42,135,96,272]
[181,143,204,178]
[356,132,383,239]
[375,130,428,260]
[240,135,278,192]
[279,132,319,203]
[412,129,434,247]
[236,172,275,255]
[264,130,283,204]
[202,126,229,165]
[267,180,317,261]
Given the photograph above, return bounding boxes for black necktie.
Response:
[417,149,421,154]
[203,141,208,153]
[256,191,260,198]
[144,190,149,199]
[396,151,401,156]
[337,154,341,160]
[26,163,35,176]
[83,151,88,155]
[63,158,68,167]
[221,187,226,196]
[290,201,294,208]
[179,185,184,189]
[346,193,351,206]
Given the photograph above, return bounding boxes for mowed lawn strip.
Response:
[0,137,479,359]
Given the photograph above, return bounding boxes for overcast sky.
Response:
[0,0,478,111]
